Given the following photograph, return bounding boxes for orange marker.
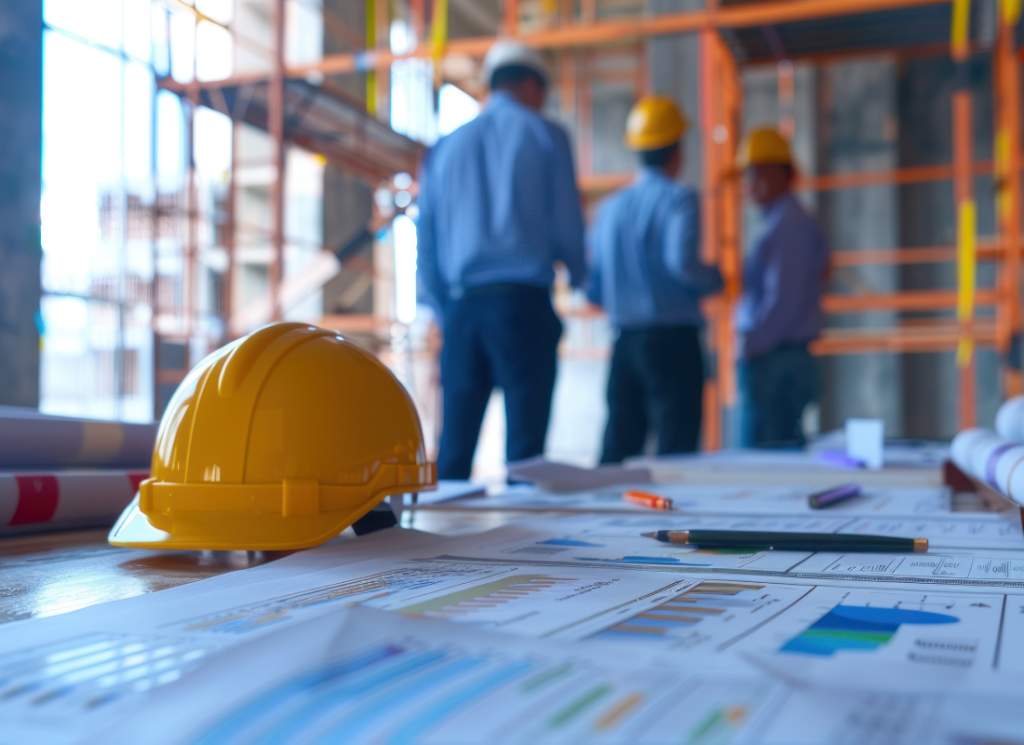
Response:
[623,490,673,511]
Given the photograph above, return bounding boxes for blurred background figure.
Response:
[416,41,586,479]
[588,96,722,463]
[735,127,829,449]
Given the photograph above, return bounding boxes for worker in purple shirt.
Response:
[735,128,829,448]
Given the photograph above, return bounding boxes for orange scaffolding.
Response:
[166,0,1024,447]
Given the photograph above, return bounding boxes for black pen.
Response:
[641,529,928,553]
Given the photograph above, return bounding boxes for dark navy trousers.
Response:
[437,284,562,480]
[738,341,817,448]
[599,324,704,464]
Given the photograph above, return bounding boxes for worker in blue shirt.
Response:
[735,127,829,448]
[588,96,723,463]
[417,41,586,480]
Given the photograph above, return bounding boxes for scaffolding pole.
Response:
[269,0,286,322]
[996,2,1023,397]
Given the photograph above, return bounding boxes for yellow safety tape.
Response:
[1004,0,1022,26]
[432,0,449,60]
[957,199,977,368]
[952,0,971,52]
[997,127,1011,220]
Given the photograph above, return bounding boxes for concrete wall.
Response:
[0,1,42,407]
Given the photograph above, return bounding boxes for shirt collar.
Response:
[487,90,520,109]
[761,191,794,217]
[637,166,671,184]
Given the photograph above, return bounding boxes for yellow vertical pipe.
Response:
[366,0,376,118]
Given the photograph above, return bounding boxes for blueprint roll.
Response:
[995,444,1024,502]
[996,396,1024,443]
[951,427,1024,505]
[0,406,157,468]
[951,428,999,475]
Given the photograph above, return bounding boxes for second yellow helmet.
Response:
[624,96,689,152]
[737,127,794,169]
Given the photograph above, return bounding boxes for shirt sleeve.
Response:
[585,209,603,307]
[662,189,723,295]
[741,238,804,359]
[415,151,445,321]
[547,123,587,288]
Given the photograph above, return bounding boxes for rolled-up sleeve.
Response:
[662,190,723,296]
[547,124,587,288]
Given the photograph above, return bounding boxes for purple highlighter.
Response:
[808,483,862,509]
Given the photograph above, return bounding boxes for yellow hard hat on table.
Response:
[737,127,794,169]
[624,96,689,152]
[109,322,436,551]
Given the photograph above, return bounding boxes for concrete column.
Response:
[0,1,42,407]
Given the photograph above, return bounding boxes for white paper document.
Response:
[435,483,954,517]
[94,605,1024,745]
[506,455,652,492]
[430,514,1024,584]
[5,522,1024,743]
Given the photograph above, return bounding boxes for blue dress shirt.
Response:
[416,91,586,318]
[586,168,723,329]
[735,192,829,359]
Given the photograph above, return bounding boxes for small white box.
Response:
[846,418,884,470]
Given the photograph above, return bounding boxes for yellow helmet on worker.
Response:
[624,96,689,151]
[737,127,794,169]
[109,322,436,551]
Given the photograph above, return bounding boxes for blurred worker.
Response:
[417,41,586,480]
[588,96,723,463]
[735,127,828,448]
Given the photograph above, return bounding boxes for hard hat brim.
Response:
[107,492,388,551]
[108,480,435,551]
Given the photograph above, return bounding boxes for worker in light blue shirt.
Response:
[588,96,722,463]
[735,127,828,448]
[417,41,586,480]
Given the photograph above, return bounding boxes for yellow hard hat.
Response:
[737,127,793,169]
[109,322,436,551]
[624,96,689,152]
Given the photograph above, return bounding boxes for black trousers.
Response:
[599,324,704,464]
[437,284,563,480]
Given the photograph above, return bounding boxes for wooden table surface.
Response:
[0,509,535,627]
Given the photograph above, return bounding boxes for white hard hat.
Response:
[482,40,548,88]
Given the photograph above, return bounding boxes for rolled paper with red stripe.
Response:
[951,427,1024,506]
[0,470,148,535]
[0,406,156,468]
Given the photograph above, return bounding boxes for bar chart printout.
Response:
[102,607,782,745]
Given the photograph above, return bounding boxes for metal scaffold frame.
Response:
[164,0,1024,447]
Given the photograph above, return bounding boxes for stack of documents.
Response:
[3,448,1024,743]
